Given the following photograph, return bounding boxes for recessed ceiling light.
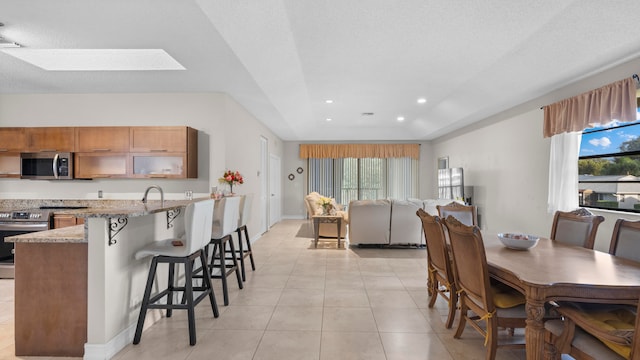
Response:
[0,23,20,48]
[0,49,185,71]
[361,112,374,116]
[325,99,334,104]
[326,118,332,122]
[397,116,405,122]
[417,98,427,104]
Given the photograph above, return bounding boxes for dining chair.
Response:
[416,208,457,328]
[437,201,478,226]
[544,301,639,360]
[609,218,640,263]
[549,208,604,249]
[209,196,243,306]
[235,193,256,281]
[444,215,528,360]
[133,199,218,346]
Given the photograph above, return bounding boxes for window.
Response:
[578,119,640,212]
[308,157,418,205]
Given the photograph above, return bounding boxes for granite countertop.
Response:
[6,224,85,244]
[4,198,211,244]
[57,199,198,218]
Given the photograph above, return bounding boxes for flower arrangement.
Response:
[219,170,244,194]
[317,196,334,215]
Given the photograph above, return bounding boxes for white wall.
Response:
[0,92,283,239]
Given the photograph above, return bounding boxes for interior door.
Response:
[260,136,268,234]
[269,154,281,227]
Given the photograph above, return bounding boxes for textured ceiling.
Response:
[1,0,640,141]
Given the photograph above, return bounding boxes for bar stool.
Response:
[235,194,255,281]
[209,196,243,306]
[133,199,218,346]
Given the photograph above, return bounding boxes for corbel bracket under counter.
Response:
[108,217,128,246]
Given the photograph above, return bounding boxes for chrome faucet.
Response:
[142,185,164,207]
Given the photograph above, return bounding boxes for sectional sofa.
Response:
[347,198,463,246]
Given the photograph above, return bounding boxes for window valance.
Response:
[299,143,420,159]
[543,76,637,138]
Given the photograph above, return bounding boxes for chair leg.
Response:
[166,263,175,318]
[236,229,246,281]
[445,286,457,329]
[243,225,255,271]
[227,236,243,289]
[133,257,159,345]
[454,299,468,339]
[199,250,219,318]
[486,317,498,360]
[184,258,196,346]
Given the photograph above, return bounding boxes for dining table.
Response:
[483,233,640,360]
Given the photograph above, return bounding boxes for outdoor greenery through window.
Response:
[308,157,418,206]
[578,119,640,212]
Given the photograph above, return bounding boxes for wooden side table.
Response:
[312,215,342,248]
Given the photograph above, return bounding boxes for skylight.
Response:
[0,49,185,71]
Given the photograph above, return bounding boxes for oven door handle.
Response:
[0,222,49,231]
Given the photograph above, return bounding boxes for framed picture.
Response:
[438,156,449,170]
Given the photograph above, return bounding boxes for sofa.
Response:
[348,198,463,246]
[304,192,348,238]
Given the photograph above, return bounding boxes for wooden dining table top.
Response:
[484,234,640,295]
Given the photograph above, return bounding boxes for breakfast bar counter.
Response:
[6,199,199,358]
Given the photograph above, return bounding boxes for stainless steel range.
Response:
[0,208,53,279]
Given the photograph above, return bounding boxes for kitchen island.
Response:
[7,199,198,359]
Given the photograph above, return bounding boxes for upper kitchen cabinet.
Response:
[0,128,26,152]
[0,128,25,178]
[130,126,193,152]
[26,127,75,152]
[129,126,197,178]
[75,127,130,152]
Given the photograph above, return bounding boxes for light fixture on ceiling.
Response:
[0,49,185,71]
[325,99,334,104]
[417,98,427,104]
[326,118,332,122]
[0,23,21,48]
[397,116,405,122]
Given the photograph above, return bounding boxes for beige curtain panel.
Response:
[543,76,637,138]
[299,143,420,159]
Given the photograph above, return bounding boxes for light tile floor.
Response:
[0,219,538,360]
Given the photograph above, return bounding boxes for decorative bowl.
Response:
[497,233,540,250]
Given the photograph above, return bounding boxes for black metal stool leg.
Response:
[199,250,219,317]
[166,262,175,318]
[184,258,196,345]
[227,237,243,289]
[133,257,158,345]
[243,226,255,271]
[236,229,247,281]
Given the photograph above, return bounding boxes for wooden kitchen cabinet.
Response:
[75,127,130,152]
[130,126,194,152]
[26,127,75,152]
[53,214,85,229]
[0,128,26,152]
[74,153,129,179]
[129,126,197,178]
[0,153,21,178]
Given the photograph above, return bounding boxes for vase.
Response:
[229,183,233,195]
[322,204,332,215]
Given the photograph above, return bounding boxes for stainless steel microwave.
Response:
[20,152,73,180]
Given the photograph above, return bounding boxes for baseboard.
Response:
[281,215,306,220]
[84,322,136,360]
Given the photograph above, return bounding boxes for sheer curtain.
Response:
[547,132,581,213]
